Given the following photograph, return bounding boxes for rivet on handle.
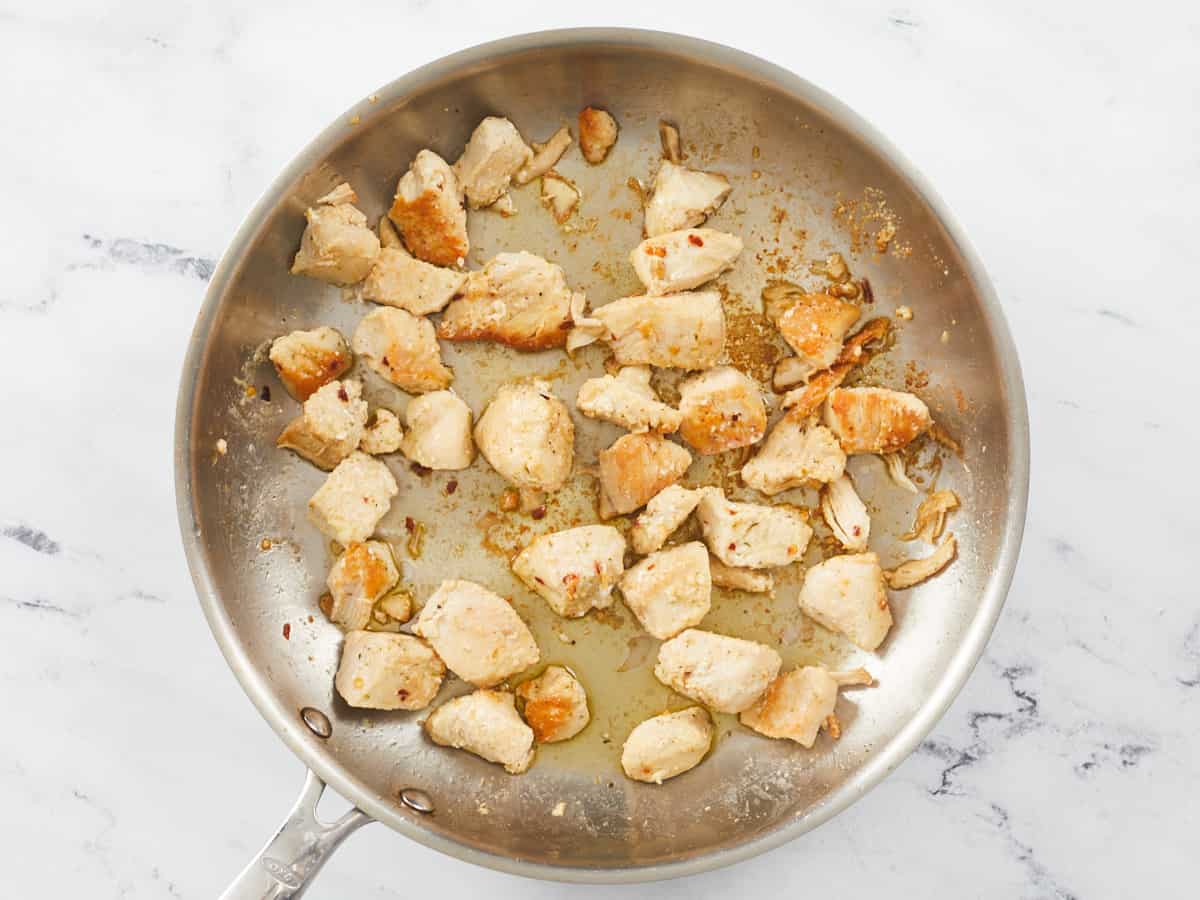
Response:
[399,788,435,814]
[300,707,333,739]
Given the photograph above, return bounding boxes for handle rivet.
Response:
[399,788,435,814]
[300,707,333,739]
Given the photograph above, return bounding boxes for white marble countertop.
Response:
[2,2,1196,898]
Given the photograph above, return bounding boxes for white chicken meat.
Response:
[453,116,532,209]
[511,525,626,618]
[326,540,400,631]
[621,707,713,784]
[424,690,535,774]
[596,433,692,519]
[307,451,399,546]
[643,161,732,237]
[399,390,475,470]
[515,665,590,743]
[276,378,368,470]
[629,484,703,554]
[592,291,725,370]
[335,631,445,711]
[290,183,381,285]
[474,380,574,492]
[630,228,743,295]
[575,366,682,434]
[797,552,893,652]
[388,149,469,267]
[269,326,352,401]
[739,666,873,747]
[677,366,767,455]
[654,629,782,714]
[740,416,847,496]
[695,488,812,570]
[352,307,453,394]
[619,541,712,640]
[823,387,932,454]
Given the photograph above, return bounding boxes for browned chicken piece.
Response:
[438,251,574,351]
[514,126,572,185]
[335,631,444,711]
[823,387,932,454]
[453,116,532,209]
[516,665,590,743]
[425,690,535,773]
[619,541,712,640]
[677,366,768,455]
[400,390,475,470]
[821,473,871,551]
[708,558,773,594]
[352,307,453,394]
[597,433,693,519]
[630,228,743,295]
[576,366,682,434]
[511,525,626,618]
[290,183,381,285]
[739,666,873,747]
[654,629,782,713]
[629,484,703,554]
[269,326,352,401]
[740,416,846,495]
[474,380,574,492]
[307,452,399,546]
[540,172,580,223]
[780,317,892,418]
[276,378,368,470]
[593,291,725,370]
[621,707,713,784]
[695,488,812,570]
[388,149,469,267]
[797,552,892,652]
[412,579,540,688]
[578,107,618,163]
[362,224,467,316]
[326,540,400,631]
[774,292,861,381]
[358,408,403,456]
[643,161,731,237]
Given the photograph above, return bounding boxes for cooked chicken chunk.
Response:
[540,172,580,223]
[597,433,692,518]
[565,291,607,354]
[269,326,352,401]
[358,408,403,455]
[453,117,532,209]
[740,417,847,495]
[276,378,368,470]
[593,291,725,370]
[621,707,713,784]
[514,126,572,185]
[412,579,540,687]
[823,387,932,454]
[290,183,381,285]
[334,631,444,711]
[643,161,731,237]
[516,665,590,743]
[474,380,574,491]
[677,366,767,455]
[512,525,626,618]
[388,149,469,267]
[326,540,400,630]
[709,558,773,594]
[630,228,743,295]
[773,356,811,392]
[780,317,892,419]
[424,690,534,774]
[575,366,682,434]
[797,552,893,651]
[740,666,873,747]
[654,629,782,713]
[629,484,703,554]
[307,451,399,546]
[399,390,475,470]
[695,489,812,570]
[821,473,870,551]
[578,107,618,163]
[361,233,467,316]
[775,292,861,377]
[352,307,453,394]
[619,541,712,640]
[438,252,574,351]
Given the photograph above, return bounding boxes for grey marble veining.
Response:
[1,2,1197,898]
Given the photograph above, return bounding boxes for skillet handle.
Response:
[220,768,372,899]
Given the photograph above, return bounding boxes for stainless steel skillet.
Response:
[174,27,1029,896]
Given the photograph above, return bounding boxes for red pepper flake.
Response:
[282,623,291,640]
[397,688,409,699]
[307,615,314,623]
[326,357,342,371]
[558,319,573,330]
[405,516,415,532]
[728,542,737,551]
[687,234,704,247]
[531,506,546,520]
[446,479,458,495]
[260,385,271,402]
[337,386,349,402]
[380,355,390,367]
[787,544,798,555]
[411,462,430,476]
[534,576,545,585]
[860,278,875,304]
[852,526,862,536]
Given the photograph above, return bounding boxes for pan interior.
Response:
[182,34,1020,874]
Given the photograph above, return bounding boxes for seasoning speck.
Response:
[216,438,228,455]
[260,385,271,402]
[531,505,547,520]
[446,479,458,495]
[896,306,913,321]
[260,538,273,551]
[282,623,291,640]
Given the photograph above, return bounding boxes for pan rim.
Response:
[174,26,1029,883]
